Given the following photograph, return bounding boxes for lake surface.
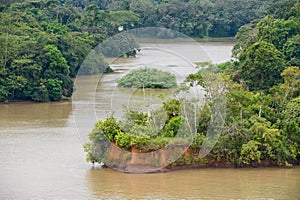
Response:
[1,41,299,199]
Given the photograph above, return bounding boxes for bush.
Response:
[240,140,261,166]
[116,67,177,89]
[162,116,183,137]
[115,132,132,148]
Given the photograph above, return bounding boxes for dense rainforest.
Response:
[1,0,297,102]
[84,1,300,170]
[0,0,140,102]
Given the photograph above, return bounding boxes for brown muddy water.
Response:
[1,41,299,199]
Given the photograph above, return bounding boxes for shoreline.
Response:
[135,36,236,43]
[0,98,71,104]
[192,37,236,42]
[102,162,300,174]
[102,144,300,174]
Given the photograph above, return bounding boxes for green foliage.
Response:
[44,44,69,76]
[83,119,112,163]
[247,115,297,165]
[83,1,300,168]
[115,132,132,148]
[85,71,300,167]
[266,0,299,20]
[232,22,258,58]
[284,35,300,66]
[123,110,148,126]
[232,1,300,93]
[57,33,94,77]
[257,15,300,51]
[3,0,298,168]
[277,66,300,103]
[45,78,63,101]
[1,0,284,39]
[1,0,294,102]
[162,116,183,137]
[63,0,275,38]
[240,140,261,166]
[163,99,181,119]
[117,67,177,89]
[190,133,205,149]
[98,117,122,141]
[280,97,300,157]
[239,40,285,91]
[0,0,144,102]
[208,0,268,37]
[42,21,68,34]
[185,71,205,87]
[32,85,49,102]
[197,104,211,135]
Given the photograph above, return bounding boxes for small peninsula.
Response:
[84,2,300,173]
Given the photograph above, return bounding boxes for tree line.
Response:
[2,0,297,38]
[0,0,297,102]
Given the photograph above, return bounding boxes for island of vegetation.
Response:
[116,67,177,89]
[84,1,300,173]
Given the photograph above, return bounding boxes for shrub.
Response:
[240,140,261,166]
[116,67,177,89]
[162,116,183,137]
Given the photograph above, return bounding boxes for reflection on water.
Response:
[86,167,300,200]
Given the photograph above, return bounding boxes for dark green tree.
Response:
[284,35,300,66]
[239,41,285,91]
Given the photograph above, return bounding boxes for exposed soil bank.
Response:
[102,144,299,174]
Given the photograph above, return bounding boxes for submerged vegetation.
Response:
[84,1,300,170]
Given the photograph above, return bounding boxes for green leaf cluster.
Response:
[231,2,300,91]
[116,67,177,89]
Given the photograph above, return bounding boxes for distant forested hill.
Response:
[2,0,297,38]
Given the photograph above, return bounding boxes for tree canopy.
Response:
[0,0,298,103]
[233,2,300,91]
[0,0,140,102]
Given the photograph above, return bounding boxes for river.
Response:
[0,41,299,200]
